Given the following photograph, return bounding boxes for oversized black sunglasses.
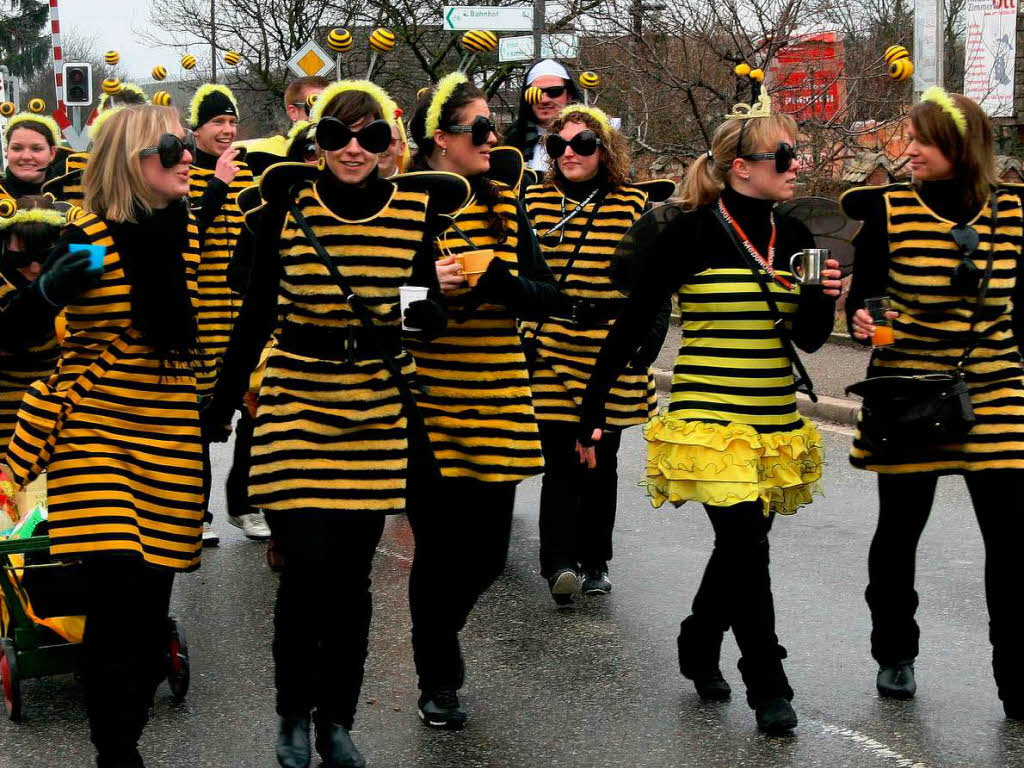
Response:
[546,130,602,159]
[741,142,797,174]
[950,223,982,293]
[533,85,567,99]
[446,115,496,146]
[139,131,196,168]
[315,117,392,154]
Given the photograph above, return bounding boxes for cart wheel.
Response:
[166,618,190,701]
[0,637,22,721]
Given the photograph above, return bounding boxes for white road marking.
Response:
[816,421,856,436]
[813,720,928,767]
[376,545,413,563]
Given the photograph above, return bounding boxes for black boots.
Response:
[876,662,917,700]
[314,720,366,768]
[276,715,311,768]
[96,751,145,768]
[677,616,731,701]
[738,647,797,734]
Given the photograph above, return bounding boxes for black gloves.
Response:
[627,336,664,371]
[37,247,103,308]
[465,258,526,313]
[403,298,448,340]
[199,396,234,443]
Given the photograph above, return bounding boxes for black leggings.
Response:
[866,470,1024,703]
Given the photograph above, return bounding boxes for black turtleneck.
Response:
[315,170,393,221]
[577,183,833,435]
[556,170,608,203]
[2,168,45,198]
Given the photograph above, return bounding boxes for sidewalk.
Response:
[652,327,869,425]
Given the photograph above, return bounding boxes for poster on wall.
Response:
[770,31,847,122]
[963,0,1017,117]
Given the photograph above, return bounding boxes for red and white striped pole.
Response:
[49,0,72,132]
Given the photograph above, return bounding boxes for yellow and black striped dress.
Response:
[249,182,426,513]
[189,161,254,394]
[40,151,88,208]
[648,267,823,514]
[5,212,205,570]
[522,181,658,427]
[846,184,1024,473]
[404,184,545,483]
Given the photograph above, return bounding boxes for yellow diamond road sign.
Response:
[288,40,335,78]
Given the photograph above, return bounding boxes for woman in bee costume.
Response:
[1,109,62,199]
[521,104,672,603]
[405,72,562,729]
[201,80,466,768]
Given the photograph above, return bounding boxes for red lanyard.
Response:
[717,198,793,290]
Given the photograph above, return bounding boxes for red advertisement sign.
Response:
[770,31,846,122]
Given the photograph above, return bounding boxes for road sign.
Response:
[443,5,533,31]
[287,40,336,79]
[498,34,579,62]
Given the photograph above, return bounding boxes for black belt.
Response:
[277,324,401,362]
[550,297,627,327]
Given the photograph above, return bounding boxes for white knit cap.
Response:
[526,59,571,85]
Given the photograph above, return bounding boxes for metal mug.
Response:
[789,248,828,285]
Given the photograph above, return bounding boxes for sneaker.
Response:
[418,689,468,729]
[202,522,219,547]
[548,568,579,606]
[228,510,271,540]
[876,662,916,700]
[581,569,612,596]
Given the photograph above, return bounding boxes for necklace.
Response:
[717,198,793,290]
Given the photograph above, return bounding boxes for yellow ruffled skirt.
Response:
[641,412,824,516]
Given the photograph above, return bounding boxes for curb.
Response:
[653,370,860,425]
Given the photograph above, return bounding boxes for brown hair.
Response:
[318,90,383,125]
[4,119,56,147]
[284,76,330,108]
[543,111,631,188]
[909,93,996,211]
[677,113,798,211]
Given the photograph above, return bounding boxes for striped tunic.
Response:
[846,184,1024,473]
[40,152,88,208]
[522,181,658,427]
[5,212,205,570]
[189,161,254,394]
[404,184,544,483]
[249,182,427,514]
[646,267,823,514]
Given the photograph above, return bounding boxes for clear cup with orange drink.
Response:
[865,296,895,347]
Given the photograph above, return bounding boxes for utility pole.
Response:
[913,0,943,101]
[210,0,218,83]
[533,0,544,61]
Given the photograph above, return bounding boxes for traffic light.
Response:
[63,63,93,107]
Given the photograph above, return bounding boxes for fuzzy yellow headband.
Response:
[920,86,967,138]
[424,72,469,139]
[98,82,149,112]
[309,80,397,127]
[188,83,240,129]
[4,112,61,146]
[88,105,127,141]
[0,206,66,230]
[557,104,613,136]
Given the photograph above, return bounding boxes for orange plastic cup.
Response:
[461,249,495,287]
[871,324,894,347]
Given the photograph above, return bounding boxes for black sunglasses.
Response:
[315,117,392,154]
[533,85,567,99]
[741,142,797,174]
[290,102,310,116]
[446,115,496,146]
[139,131,197,168]
[547,130,603,159]
[951,223,982,293]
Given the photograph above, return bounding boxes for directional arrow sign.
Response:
[443,5,534,31]
[499,34,579,62]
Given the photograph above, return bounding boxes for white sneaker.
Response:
[202,522,220,547]
[228,511,272,541]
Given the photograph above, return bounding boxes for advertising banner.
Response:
[964,0,1017,118]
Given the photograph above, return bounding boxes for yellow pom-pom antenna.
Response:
[369,27,396,54]
[305,92,319,110]
[417,86,431,101]
[152,91,172,107]
[734,62,751,77]
[101,78,122,95]
[884,45,910,66]
[104,50,120,66]
[461,29,498,54]
[525,86,543,106]
[580,71,600,89]
[27,98,45,114]
[224,50,241,66]
[151,65,168,81]
[889,58,914,82]
[0,102,15,118]
[181,53,197,70]
[749,68,765,82]
[0,198,17,219]
[327,28,352,53]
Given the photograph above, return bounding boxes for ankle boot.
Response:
[876,661,916,699]
[677,616,731,701]
[96,751,145,768]
[738,647,797,734]
[314,720,366,768]
[276,715,311,768]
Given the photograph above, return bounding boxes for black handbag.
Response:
[844,190,998,458]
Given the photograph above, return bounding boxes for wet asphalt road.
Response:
[2,424,1023,768]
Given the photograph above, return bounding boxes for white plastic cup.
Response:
[400,285,429,331]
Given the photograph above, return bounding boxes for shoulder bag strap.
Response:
[957,189,1000,374]
[288,203,417,411]
[712,205,818,403]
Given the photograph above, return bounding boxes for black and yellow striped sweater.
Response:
[189,149,255,394]
[40,152,88,208]
[844,180,1024,473]
[404,178,560,483]
[522,179,661,427]
[5,205,205,570]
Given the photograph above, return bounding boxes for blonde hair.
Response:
[83,105,183,223]
[677,114,797,211]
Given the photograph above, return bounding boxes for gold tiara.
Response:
[724,91,772,121]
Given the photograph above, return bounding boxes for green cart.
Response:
[0,535,190,721]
